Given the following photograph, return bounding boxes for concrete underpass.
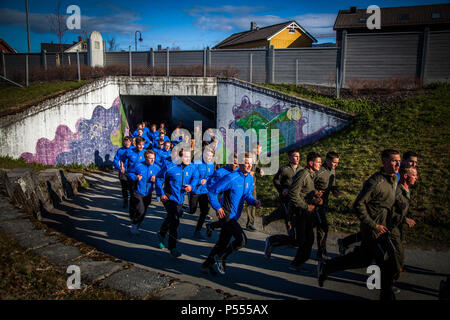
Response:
[120,95,216,133]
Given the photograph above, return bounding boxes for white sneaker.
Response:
[130,224,140,235]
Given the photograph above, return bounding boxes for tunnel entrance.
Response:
[121,95,216,134]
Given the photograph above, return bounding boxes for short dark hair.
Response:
[135,137,145,145]
[326,151,339,160]
[307,152,321,163]
[403,151,418,160]
[144,150,155,158]
[381,149,400,160]
[288,149,300,156]
[399,163,416,177]
[123,136,131,142]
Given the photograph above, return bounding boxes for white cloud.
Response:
[185,5,336,39]
[0,7,151,38]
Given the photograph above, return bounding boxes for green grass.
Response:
[256,83,450,249]
[0,81,89,115]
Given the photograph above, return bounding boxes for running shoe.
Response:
[214,255,226,275]
[193,230,205,240]
[157,233,167,249]
[130,224,140,235]
[264,237,273,259]
[317,259,327,287]
[170,248,182,258]
[205,223,213,238]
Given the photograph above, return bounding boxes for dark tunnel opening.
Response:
[120,95,216,135]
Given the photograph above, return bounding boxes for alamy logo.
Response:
[67,265,81,289]
[66,5,81,30]
[366,265,381,290]
[366,5,381,30]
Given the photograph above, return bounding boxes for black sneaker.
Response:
[214,255,226,275]
[201,263,217,276]
[206,223,213,238]
[247,224,256,231]
[317,259,327,287]
[264,237,273,259]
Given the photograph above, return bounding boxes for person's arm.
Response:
[155,164,167,197]
[113,149,122,170]
[208,174,232,211]
[288,172,308,210]
[353,178,380,232]
[245,176,258,206]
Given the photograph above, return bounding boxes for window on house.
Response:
[289,28,295,34]
[432,12,442,19]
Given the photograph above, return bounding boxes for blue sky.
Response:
[0,0,448,52]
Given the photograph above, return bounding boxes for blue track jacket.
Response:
[124,148,146,175]
[206,165,237,190]
[155,163,197,205]
[191,160,215,195]
[113,146,131,172]
[208,170,257,221]
[128,162,161,197]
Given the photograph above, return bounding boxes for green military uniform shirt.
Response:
[273,164,302,196]
[353,169,398,240]
[314,164,337,206]
[288,168,317,211]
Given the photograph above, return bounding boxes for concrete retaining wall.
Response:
[0,168,86,220]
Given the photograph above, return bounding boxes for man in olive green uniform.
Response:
[391,164,418,281]
[318,149,401,300]
[314,151,341,259]
[264,152,323,272]
[262,150,302,230]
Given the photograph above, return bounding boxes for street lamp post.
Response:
[135,31,143,51]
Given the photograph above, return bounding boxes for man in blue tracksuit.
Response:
[190,146,215,239]
[204,153,240,237]
[136,128,150,149]
[153,140,172,201]
[201,152,261,275]
[155,149,197,258]
[131,122,150,142]
[113,136,132,208]
[148,124,159,148]
[127,150,161,235]
[124,137,147,215]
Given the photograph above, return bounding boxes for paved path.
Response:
[41,172,450,300]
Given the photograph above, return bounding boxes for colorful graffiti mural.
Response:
[21,97,127,166]
[221,95,338,154]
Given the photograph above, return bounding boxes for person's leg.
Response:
[195,194,210,232]
[316,207,329,258]
[292,211,315,267]
[167,203,183,250]
[189,193,199,215]
[159,201,172,239]
[219,220,247,260]
[263,206,286,226]
[342,232,362,248]
[203,221,233,267]
[135,194,152,227]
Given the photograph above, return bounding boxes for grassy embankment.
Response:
[255,83,450,249]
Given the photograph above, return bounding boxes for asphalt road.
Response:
[41,172,450,300]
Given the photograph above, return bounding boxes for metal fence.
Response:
[1,30,449,90]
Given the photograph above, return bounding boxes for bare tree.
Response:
[107,37,119,52]
[47,0,69,54]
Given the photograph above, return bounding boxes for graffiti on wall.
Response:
[21,97,128,166]
[220,95,339,155]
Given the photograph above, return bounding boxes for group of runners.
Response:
[113,120,419,300]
